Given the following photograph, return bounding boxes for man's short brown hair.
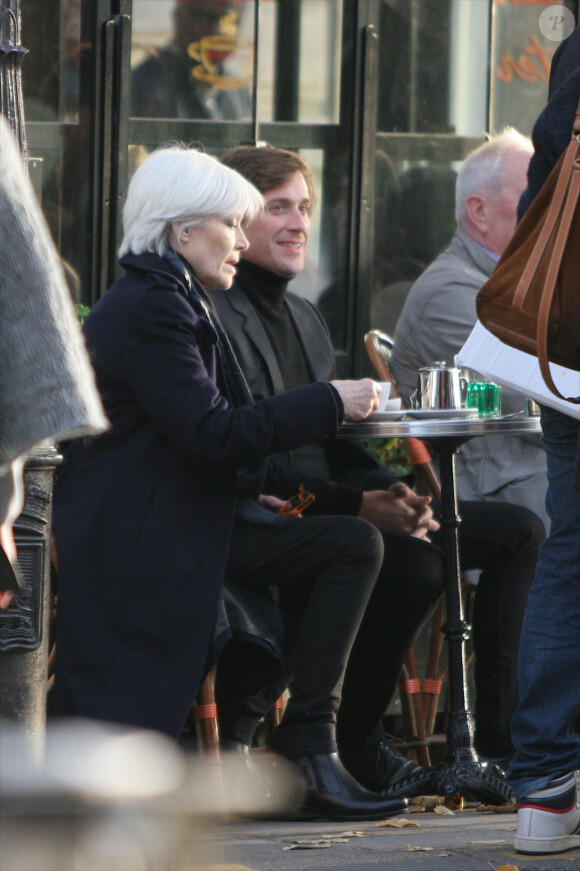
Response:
[220,144,315,206]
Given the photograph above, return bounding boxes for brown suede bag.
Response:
[476,96,580,403]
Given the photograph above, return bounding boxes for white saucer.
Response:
[367,410,407,421]
[403,408,479,420]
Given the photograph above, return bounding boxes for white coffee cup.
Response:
[376,382,392,413]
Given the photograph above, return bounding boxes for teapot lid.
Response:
[419,361,452,371]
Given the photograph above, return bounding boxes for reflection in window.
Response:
[296,0,342,124]
[22,0,81,123]
[377,0,452,134]
[287,148,325,304]
[22,0,87,303]
[130,0,253,120]
[371,160,457,335]
[259,0,341,124]
[130,0,342,125]
[489,0,574,135]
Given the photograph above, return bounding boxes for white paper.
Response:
[455,321,580,420]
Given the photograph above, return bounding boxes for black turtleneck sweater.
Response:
[236,261,312,394]
[233,260,364,517]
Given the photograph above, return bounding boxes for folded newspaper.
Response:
[455,321,580,420]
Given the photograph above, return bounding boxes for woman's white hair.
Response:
[119,144,264,258]
[456,128,533,228]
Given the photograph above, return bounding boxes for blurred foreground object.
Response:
[0,718,303,870]
[0,111,107,759]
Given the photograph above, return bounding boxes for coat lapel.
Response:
[225,285,286,395]
[286,294,334,382]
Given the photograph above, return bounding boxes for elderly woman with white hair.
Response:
[50,145,404,821]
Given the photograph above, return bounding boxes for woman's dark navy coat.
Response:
[51,251,341,737]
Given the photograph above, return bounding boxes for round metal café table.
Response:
[338,412,542,804]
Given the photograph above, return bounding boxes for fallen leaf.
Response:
[500,825,517,831]
[495,865,520,871]
[477,802,517,814]
[284,841,331,850]
[408,845,434,851]
[284,830,371,850]
[444,793,464,811]
[375,817,419,828]
[409,795,443,808]
[434,804,455,815]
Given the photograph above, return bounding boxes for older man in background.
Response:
[390,129,549,534]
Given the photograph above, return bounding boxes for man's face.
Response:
[242,171,311,278]
[485,150,531,257]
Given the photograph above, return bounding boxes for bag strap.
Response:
[513,126,577,308]
[519,93,580,403]
[536,153,580,402]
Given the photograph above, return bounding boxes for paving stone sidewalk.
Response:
[200,807,580,871]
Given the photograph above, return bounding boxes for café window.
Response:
[370,0,578,338]
[17,0,579,372]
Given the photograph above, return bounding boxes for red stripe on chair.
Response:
[193,703,218,720]
[407,439,433,465]
[423,679,443,695]
[400,678,421,694]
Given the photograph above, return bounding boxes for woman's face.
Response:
[173,215,248,289]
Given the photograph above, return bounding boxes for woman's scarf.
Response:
[165,249,291,526]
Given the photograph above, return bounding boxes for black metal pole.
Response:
[0,451,61,765]
[0,0,27,160]
[432,439,512,804]
[437,441,477,762]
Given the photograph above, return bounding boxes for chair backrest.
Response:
[364,329,441,500]
[364,330,400,398]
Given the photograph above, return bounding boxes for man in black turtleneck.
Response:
[211,145,544,796]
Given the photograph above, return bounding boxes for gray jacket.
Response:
[390,228,549,531]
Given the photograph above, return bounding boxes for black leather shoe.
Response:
[287,752,408,821]
[340,734,439,798]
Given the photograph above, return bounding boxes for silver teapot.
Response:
[414,363,469,410]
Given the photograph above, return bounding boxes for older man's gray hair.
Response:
[455,128,533,229]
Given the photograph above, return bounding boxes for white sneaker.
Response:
[515,770,580,854]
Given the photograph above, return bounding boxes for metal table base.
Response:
[339,414,542,804]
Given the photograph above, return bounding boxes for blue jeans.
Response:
[509,406,580,801]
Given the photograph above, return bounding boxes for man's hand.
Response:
[358,482,440,540]
[258,494,287,514]
[330,379,381,421]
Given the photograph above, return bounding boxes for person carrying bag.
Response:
[476,94,580,403]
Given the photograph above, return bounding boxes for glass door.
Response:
[128,0,370,375]
[21,0,377,376]
[23,1,577,375]
[369,0,579,345]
